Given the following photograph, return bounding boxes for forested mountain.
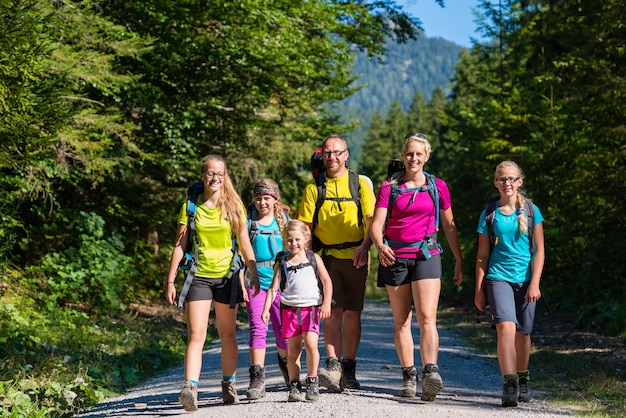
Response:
[335,35,462,158]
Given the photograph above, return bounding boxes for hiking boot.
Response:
[305,376,320,401]
[178,382,198,411]
[277,353,290,389]
[341,359,360,389]
[318,357,343,393]
[518,371,531,402]
[421,363,443,401]
[398,366,417,397]
[221,380,239,404]
[245,365,265,400]
[288,380,303,402]
[502,375,519,407]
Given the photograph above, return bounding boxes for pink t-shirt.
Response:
[375,177,451,258]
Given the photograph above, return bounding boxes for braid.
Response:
[516,192,529,235]
[274,201,287,233]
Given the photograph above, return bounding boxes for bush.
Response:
[24,211,133,313]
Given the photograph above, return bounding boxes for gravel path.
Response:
[79,301,572,417]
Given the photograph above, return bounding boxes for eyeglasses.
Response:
[204,171,225,179]
[495,177,520,185]
[322,149,346,158]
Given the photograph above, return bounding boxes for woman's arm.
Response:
[261,267,280,323]
[440,207,463,285]
[236,219,259,296]
[371,206,395,267]
[315,253,333,320]
[165,223,188,306]
[526,222,545,302]
[474,233,491,311]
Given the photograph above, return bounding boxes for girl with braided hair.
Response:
[475,160,545,407]
[244,178,291,400]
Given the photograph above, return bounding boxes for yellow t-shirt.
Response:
[178,201,244,278]
[297,171,375,259]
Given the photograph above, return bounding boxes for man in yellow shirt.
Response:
[297,135,375,392]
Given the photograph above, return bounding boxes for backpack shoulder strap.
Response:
[312,173,326,226]
[248,206,260,243]
[349,170,363,227]
[305,250,323,297]
[423,172,439,231]
[484,195,499,248]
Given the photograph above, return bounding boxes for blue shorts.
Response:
[377,254,442,287]
[487,279,536,334]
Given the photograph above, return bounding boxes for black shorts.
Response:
[185,276,244,305]
[377,254,442,287]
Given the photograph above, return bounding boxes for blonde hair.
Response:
[253,177,287,234]
[282,219,311,251]
[391,133,432,185]
[495,160,528,235]
[200,154,245,231]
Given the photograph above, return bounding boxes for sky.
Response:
[397,0,484,47]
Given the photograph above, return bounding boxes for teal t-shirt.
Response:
[477,204,544,283]
[248,218,284,290]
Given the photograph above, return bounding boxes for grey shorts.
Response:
[185,276,244,306]
[377,254,442,287]
[487,279,536,334]
[324,255,368,312]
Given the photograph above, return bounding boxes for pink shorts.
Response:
[281,306,320,338]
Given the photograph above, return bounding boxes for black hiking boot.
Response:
[277,353,290,389]
[502,374,519,407]
[341,359,360,389]
[305,376,320,401]
[518,371,531,402]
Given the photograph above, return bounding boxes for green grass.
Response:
[438,302,626,417]
[0,289,188,418]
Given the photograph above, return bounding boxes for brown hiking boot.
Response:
[318,357,343,393]
[221,380,239,404]
[178,382,198,411]
[245,365,265,400]
[421,363,443,401]
[398,366,417,397]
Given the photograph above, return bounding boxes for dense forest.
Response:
[1,0,625,416]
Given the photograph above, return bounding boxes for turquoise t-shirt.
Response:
[477,204,544,283]
[248,218,284,290]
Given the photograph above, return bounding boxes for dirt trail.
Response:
[79,301,572,417]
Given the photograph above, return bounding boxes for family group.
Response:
[164,133,545,411]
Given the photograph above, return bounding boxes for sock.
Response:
[222,375,236,382]
[517,370,530,380]
[186,379,199,387]
[503,373,519,383]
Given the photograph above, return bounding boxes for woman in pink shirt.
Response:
[371,133,463,402]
